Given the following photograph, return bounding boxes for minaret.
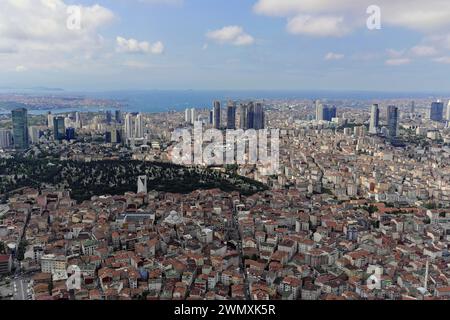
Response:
[424,259,429,291]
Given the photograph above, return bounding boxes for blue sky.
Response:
[1,0,450,92]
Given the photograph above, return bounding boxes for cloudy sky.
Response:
[1,0,450,92]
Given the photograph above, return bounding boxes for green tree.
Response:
[16,239,28,261]
[424,203,437,210]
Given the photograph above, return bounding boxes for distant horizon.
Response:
[1,87,449,116]
[2,87,450,97]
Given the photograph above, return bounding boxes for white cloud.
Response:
[151,41,165,54]
[287,15,350,37]
[427,34,450,50]
[410,34,450,59]
[351,52,382,61]
[0,0,115,70]
[384,43,441,65]
[384,48,412,65]
[254,0,450,37]
[206,26,255,46]
[122,60,152,69]
[116,37,164,54]
[410,45,438,57]
[15,65,27,72]
[385,58,411,66]
[386,49,406,58]
[324,52,344,60]
[433,56,450,64]
[382,42,445,65]
[137,0,183,5]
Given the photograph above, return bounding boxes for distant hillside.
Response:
[0,101,28,110]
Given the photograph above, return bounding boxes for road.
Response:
[12,277,31,300]
[232,207,250,300]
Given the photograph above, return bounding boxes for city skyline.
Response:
[3,0,450,306]
[2,94,450,302]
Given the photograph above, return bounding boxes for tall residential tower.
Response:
[430,101,444,122]
[387,105,399,139]
[213,100,221,129]
[227,101,236,129]
[12,108,29,150]
[369,104,380,134]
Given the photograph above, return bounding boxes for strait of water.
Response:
[0,89,448,115]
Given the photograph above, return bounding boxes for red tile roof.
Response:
[0,255,10,263]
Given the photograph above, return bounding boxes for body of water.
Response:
[1,89,449,115]
[85,90,450,113]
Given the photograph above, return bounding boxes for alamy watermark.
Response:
[67,6,82,31]
[366,265,383,290]
[367,5,382,30]
[66,5,381,33]
[66,265,82,291]
[170,122,280,176]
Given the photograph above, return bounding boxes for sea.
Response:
[0,89,448,115]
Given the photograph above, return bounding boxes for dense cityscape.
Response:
[3,0,450,310]
[1,96,450,301]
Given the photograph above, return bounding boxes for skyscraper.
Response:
[115,110,123,124]
[253,102,265,130]
[53,116,66,141]
[446,101,450,121]
[387,105,399,139]
[185,108,192,123]
[124,113,133,140]
[430,101,444,122]
[105,129,121,144]
[65,128,76,141]
[213,100,221,129]
[190,108,196,124]
[106,110,112,125]
[75,112,82,129]
[247,102,255,129]
[64,117,71,130]
[315,100,324,121]
[324,105,337,122]
[47,112,54,129]
[316,101,336,122]
[369,104,380,134]
[29,126,41,144]
[209,110,214,125]
[0,129,12,149]
[12,108,29,150]
[134,113,144,139]
[105,131,112,144]
[227,101,236,130]
[238,104,247,129]
[184,108,196,124]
